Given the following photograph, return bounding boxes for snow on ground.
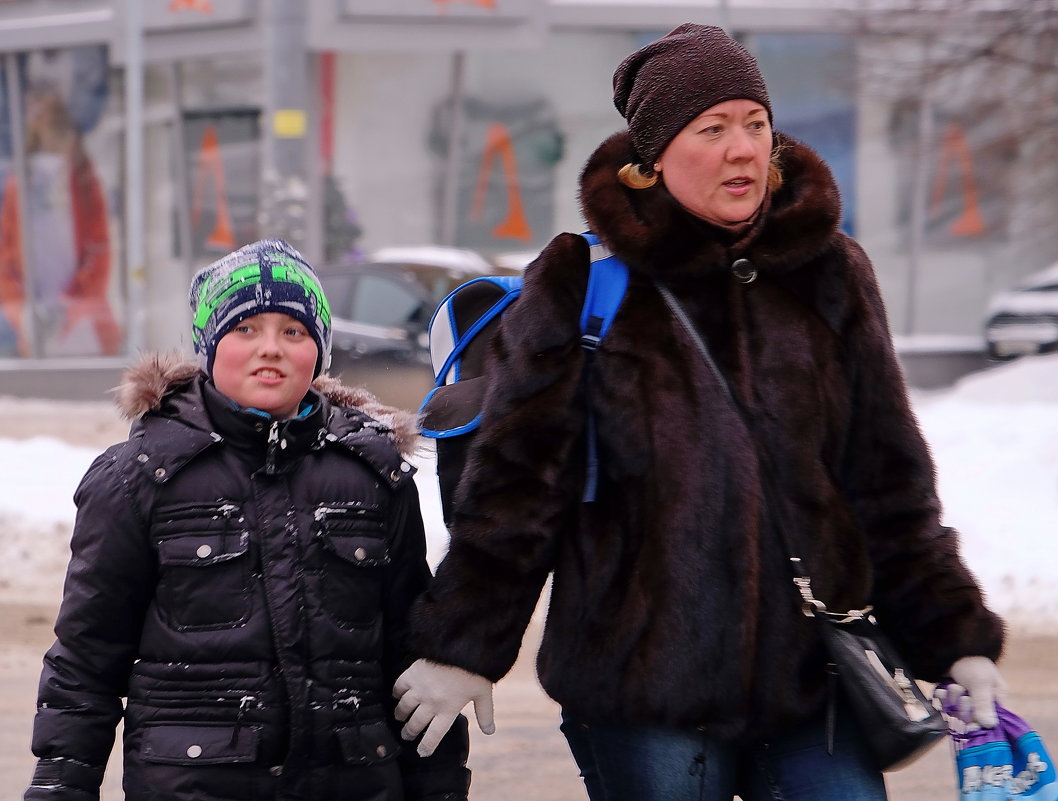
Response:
[1,353,1056,631]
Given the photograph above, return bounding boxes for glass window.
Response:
[0,45,124,358]
[349,275,422,328]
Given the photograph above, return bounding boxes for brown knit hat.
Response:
[613,24,772,165]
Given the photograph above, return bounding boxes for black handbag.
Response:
[792,563,947,770]
[657,285,947,772]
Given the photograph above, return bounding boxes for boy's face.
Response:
[212,313,318,419]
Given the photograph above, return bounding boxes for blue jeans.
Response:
[560,710,889,801]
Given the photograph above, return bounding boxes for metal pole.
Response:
[439,50,466,247]
[304,52,324,266]
[717,0,732,33]
[124,0,146,352]
[167,62,194,278]
[260,0,310,250]
[905,54,933,337]
[5,53,39,356]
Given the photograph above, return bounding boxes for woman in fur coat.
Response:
[24,239,469,801]
[393,25,1006,801]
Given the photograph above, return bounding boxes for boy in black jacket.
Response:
[25,239,469,801]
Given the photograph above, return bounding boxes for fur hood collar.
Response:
[578,130,843,281]
[114,352,421,458]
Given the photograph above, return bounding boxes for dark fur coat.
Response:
[411,130,1004,741]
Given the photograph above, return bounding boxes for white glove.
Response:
[947,656,1008,728]
[393,658,496,757]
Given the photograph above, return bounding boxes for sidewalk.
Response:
[468,620,1058,801]
[5,601,1054,800]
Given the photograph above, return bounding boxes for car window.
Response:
[320,273,356,315]
[350,275,425,327]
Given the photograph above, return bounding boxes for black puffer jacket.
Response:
[411,131,1004,742]
[26,356,469,801]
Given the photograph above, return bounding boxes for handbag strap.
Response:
[655,284,866,621]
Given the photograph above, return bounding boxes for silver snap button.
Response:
[731,258,757,284]
[154,468,166,479]
[269,765,284,776]
[186,744,202,758]
[389,470,400,481]
[399,461,412,473]
[196,544,213,559]
[137,453,149,463]
[376,745,388,758]
[354,547,367,561]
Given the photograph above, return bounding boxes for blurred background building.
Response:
[1,0,1056,400]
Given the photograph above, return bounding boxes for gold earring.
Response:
[617,163,658,189]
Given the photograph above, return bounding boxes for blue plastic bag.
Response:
[940,689,1057,801]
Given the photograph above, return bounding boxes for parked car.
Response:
[984,261,1058,360]
[319,245,523,409]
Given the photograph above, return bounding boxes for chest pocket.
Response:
[314,504,389,629]
[153,502,252,631]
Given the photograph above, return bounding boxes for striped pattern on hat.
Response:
[189,239,332,377]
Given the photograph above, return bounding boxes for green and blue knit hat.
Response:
[189,239,332,377]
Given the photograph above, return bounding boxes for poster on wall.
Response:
[888,100,1014,247]
[0,45,122,359]
[0,58,13,356]
[429,95,562,255]
[182,108,261,260]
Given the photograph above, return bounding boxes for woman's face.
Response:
[653,99,773,227]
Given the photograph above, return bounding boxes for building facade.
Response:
[1,0,1054,396]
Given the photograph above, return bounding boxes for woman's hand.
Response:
[945,656,1008,728]
[393,659,496,756]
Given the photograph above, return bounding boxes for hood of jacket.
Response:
[113,352,421,460]
[578,129,843,281]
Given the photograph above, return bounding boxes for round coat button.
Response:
[154,468,166,479]
[137,453,149,463]
[354,547,367,561]
[376,745,388,758]
[196,544,213,559]
[399,461,412,473]
[269,765,284,776]
[186,744,202,758]
[731,258,757,283]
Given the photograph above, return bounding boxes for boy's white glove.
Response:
[947,656,1008,728]
[393,658,496,756]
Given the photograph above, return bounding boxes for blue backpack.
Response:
[419,233,628,522]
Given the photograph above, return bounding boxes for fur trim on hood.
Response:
[114,352,422,458]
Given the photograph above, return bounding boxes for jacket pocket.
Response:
[154,503,252,631]
[140,722,260,765]
[335,720,401,766]
[315,505,389,628]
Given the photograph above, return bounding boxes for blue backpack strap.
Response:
[579,232,629,350]
[578,232,628,502]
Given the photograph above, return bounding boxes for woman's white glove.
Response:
[393,658,496,756]
[946,656,1008,728]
